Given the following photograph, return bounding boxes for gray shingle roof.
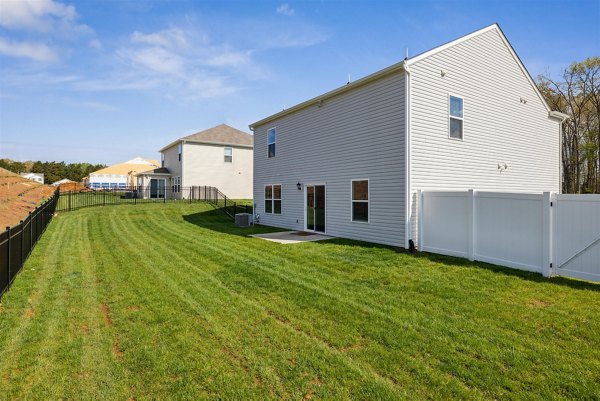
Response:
[182,124,253,147]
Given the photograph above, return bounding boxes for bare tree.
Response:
[538,57,600,193]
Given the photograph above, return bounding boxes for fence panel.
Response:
[54,186,249,222]
[419,191,470,258]
[0,230,8,297]
[474,192,546,273]
[0,189,60,299]
[554,194,600,282]
[419,190,599,282]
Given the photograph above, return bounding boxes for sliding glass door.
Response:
[150,178,166,199]
[306,185,325,232]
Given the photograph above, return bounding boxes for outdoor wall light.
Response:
[297,182,302,190]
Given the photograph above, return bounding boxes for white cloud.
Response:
[130,28,189,49]
[205,50,251,68]
[0,0,91,34]
[77,100,117,112]
[276,4,295,16]
[88,39,102,50]
[0,37,58,62]
[120,46,185,75]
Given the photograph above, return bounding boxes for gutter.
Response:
[548,110,569,121]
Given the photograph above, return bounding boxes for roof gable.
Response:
[406,23,552,113]
[160,124,253,152]
[91,158,160,175]
[250,23,559,128]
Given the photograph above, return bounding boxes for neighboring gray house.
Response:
[250,24,568,248]
[138,124,253,199]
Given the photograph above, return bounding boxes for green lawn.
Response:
[0,203,598,400]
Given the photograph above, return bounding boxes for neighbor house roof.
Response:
[51,178,74,186]
[135,167,171,176]
[90,157,160,176]
[159,124,253,152]
[250,23,561,129]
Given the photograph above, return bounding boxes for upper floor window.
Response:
[178,143,182,161]
[449,95,463,140]
[161,153,165,167]
[267,128,276,158]
[224,147,232,163]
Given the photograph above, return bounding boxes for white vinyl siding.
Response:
[254,72,406,247]
[409,28,560,243]
[183,143,253,199]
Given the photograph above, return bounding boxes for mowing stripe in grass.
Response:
[121,206,479,399]
[109,206,405,399]
[1,203,598,400]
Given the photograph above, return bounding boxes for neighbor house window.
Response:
[172,176,181,192]
[265,184,282,214]
[449,95,464,140]
[161,153,165,167]
[351,179,369,222]
[178,143,182,161]
[224,147,232,162]
[267,128,276,158]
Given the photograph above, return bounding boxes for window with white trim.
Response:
[172,176,181,192]
[224,147,232,162]
[265,184,281,214]
[178,143,182,161]
[449,95,463,140]
[161,152,165,167]
[267,128,276,158]
[351,180,369,222]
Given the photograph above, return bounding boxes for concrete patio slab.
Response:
[251,231,334,244]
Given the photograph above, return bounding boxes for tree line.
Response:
[0,159,106,184]
[538,57,600,194]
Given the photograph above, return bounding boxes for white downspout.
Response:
[403,60,412,249]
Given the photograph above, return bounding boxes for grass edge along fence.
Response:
[0,188,60,300]
[56,186,252,219]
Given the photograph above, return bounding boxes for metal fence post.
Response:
[6,226,10,288]
[103,190,106,206]
[19,220,24,269]
[68,190,72,212]
[29,212,32,254]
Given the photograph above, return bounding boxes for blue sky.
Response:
[0,0,598,165]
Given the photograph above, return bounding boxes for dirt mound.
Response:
[0,168,56,228]
[58,182,88,192]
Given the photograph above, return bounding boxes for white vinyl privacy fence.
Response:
[418,190,600,282]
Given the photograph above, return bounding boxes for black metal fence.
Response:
[0,188,60,300]
[56,186,252,218]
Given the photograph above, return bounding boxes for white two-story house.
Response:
[137,124,254,199]
[250,24,568,248]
